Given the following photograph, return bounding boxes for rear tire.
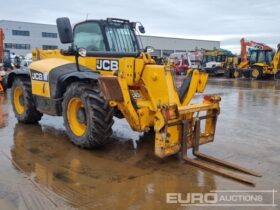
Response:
[11,77,43,123]
[250,67,263,79]
[62,82,114,148]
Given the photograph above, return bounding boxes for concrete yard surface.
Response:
[0,78,280,210]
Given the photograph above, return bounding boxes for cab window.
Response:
[250,51,257,64]
[74,22,106,51]
[265,51,273,63]
[258,51,266,63]
[105,22,139,53]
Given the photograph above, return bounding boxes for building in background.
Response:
[0,20,67,55]
[140,35,220,57]
[0,20,220,56]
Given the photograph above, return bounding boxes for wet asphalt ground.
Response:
[0,78,280,210]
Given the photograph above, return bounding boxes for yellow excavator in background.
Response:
[234,38,280,79]
[8,17,260,185]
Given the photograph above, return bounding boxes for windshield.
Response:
[105,22,139,53]
[73,21,139,53]
[257,51,266,63]
[74,22,106,51]
[265,51,273,63]
[250,50,273,64]
[217,55,226,62]
[250,51,257,64]
[202,55,216,63]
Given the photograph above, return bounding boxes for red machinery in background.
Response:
[169,52,192,75]
[0,28,4,64]
[0,28,6,93]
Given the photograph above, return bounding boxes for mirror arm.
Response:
[74,46,80,71]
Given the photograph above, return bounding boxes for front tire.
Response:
[250,67,263,79]
[11,77,43,123]
[62,82,114,148]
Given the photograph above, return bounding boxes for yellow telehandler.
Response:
[7,17,260,185]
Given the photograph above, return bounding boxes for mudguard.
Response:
[29,58,100,98]
[7,68,30,88]
[54,68,100,98]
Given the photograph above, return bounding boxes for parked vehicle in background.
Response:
[20,59,32,68]
[188,50,203,69]
[224,55,239,78]
[10,54,21,69]
[0,28,7,93]
[169,52,192,75]
[202,49,234,76]
[235,38,279,79]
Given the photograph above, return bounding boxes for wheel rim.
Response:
[67,97,87,137]
[14,87,24,114]
[252,69,259,78]
[234,71,239,78]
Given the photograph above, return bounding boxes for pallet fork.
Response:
[179,113,261,186]
[168,100,262,186]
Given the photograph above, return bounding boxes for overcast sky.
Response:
[0,0,279,53]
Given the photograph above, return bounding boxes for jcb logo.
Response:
[96,59,119,71]
[31,70,48,81]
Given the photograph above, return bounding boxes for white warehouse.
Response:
[140,35,220,57]
[0,20,220,56]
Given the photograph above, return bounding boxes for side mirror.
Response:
[56,17,73,44]
[138,25,145,34]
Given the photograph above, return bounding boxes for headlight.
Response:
[144,46,155,53]
[78,48,87,57]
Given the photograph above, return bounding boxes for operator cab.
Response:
[202,55,215,64]
[249,49,273,65]
[57,17,149,57]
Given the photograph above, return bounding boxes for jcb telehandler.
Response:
[7,17,260,185]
